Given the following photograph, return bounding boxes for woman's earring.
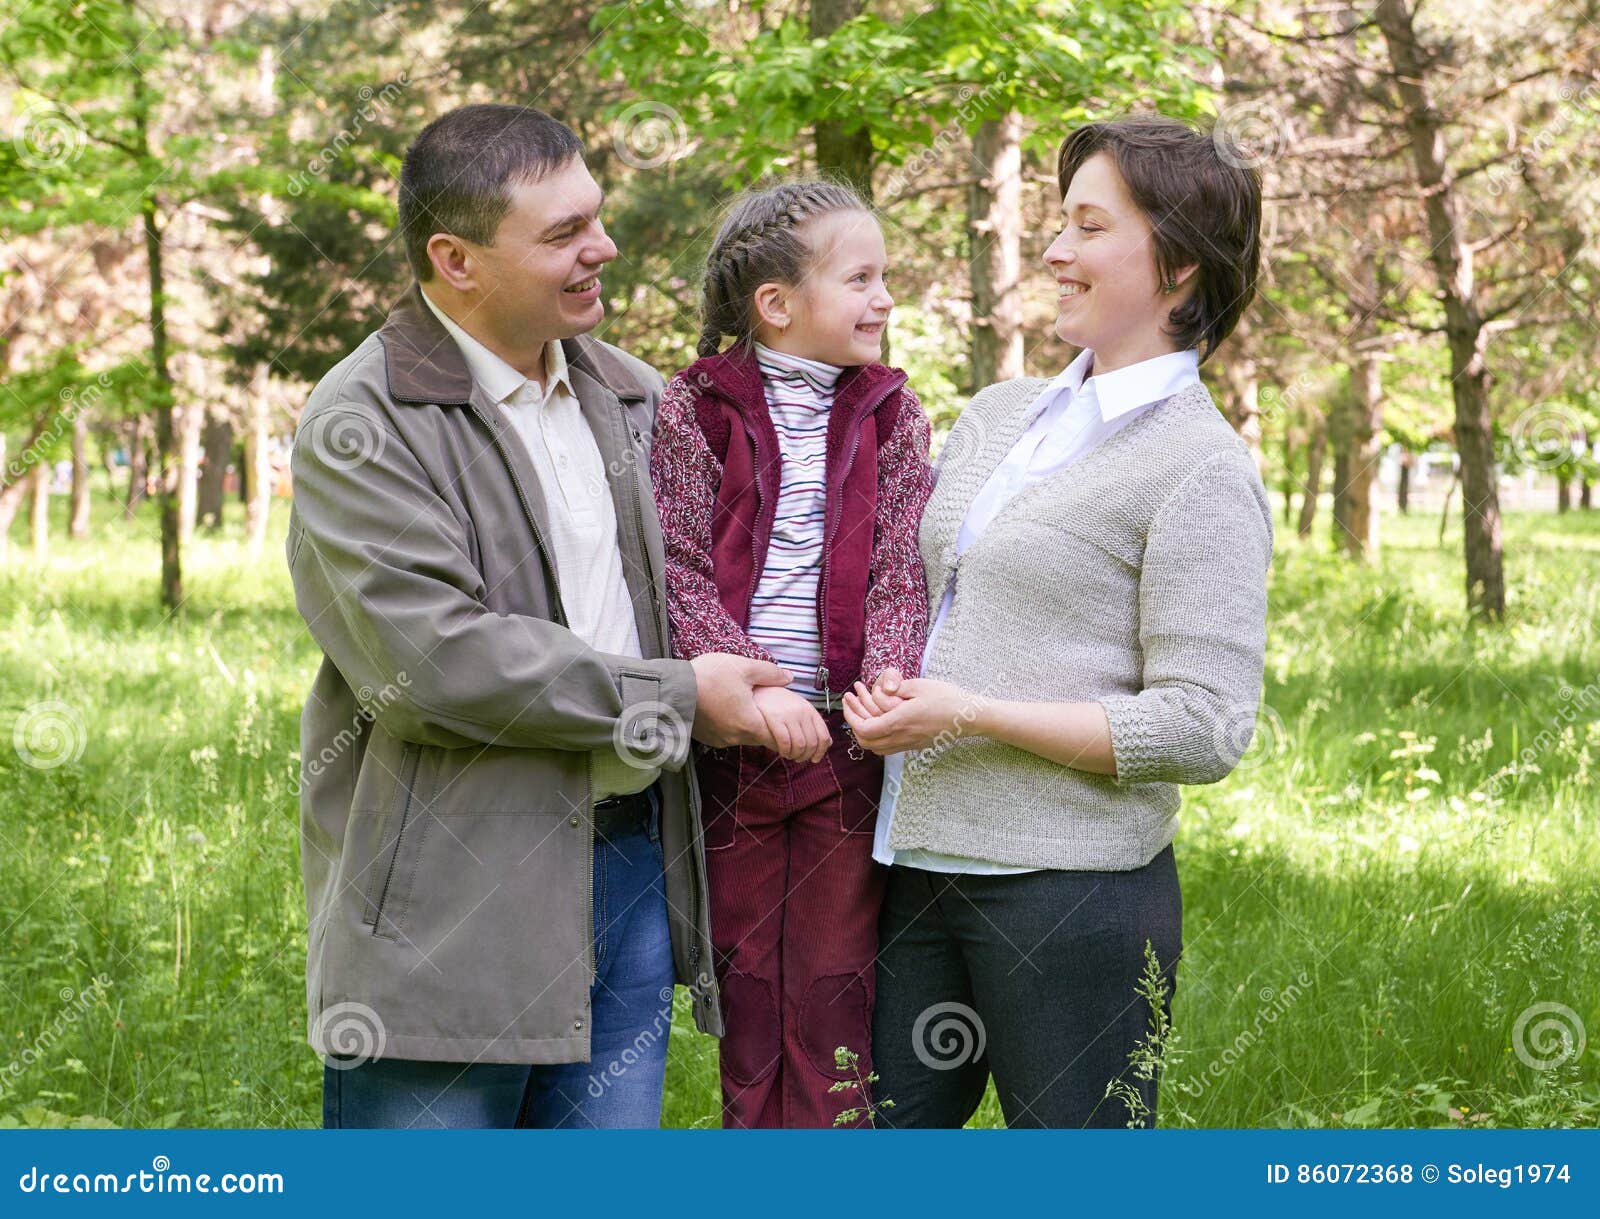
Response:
[1162,277,1178,294]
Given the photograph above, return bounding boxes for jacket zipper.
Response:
[743,420,767,626]
[370,744,422,935]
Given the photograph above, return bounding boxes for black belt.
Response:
[593,787,655,838]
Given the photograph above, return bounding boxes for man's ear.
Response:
[752,281,790,331]
[427,233,481,293]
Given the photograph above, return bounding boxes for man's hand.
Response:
[752,686,831,763]
[689,653,791,749]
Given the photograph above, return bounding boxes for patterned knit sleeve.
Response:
[859,384,934,684]
[649,373,780,666]
[1099,449,1275,786]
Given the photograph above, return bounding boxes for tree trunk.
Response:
[1331,446,1352,545]
[198,410,233,530]
[30,460,50,560]
[124,414,149,518]
[142,196,183,610]
[1341,345,1383,558]
[1216,315,1264,471]
[1397,449,1412,513]
[1298,416,1327,539]
[810,0,874,201]
[1280,428,1296,525]
[176,401,203,544]
[967,112,1025,390]
[70,411,91,538]
[244,365,273,555]
[135,61,182,611]
[1557,475,1572,513]
[1376,0,1505,619]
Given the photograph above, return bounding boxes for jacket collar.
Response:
[684,343,906,418]
[378,282,650,408]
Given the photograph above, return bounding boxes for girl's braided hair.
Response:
[697,180,872,358]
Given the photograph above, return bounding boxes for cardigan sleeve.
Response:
[1099,450,1274,786]
[860,385,934,684]
[648,373,781,666]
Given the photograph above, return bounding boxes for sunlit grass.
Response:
[2,497,1595,1127]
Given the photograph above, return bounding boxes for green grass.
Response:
[2,494,1597,1128]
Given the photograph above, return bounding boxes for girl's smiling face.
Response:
[754,210,894,366]
[1044,151,1195,374]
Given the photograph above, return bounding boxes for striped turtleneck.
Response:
[747,342,845,708]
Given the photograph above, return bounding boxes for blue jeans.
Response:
[322,799,675,1128]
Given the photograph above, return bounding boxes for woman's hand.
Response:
[842,677,982,756]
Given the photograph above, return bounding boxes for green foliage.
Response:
[589,0,1208,184]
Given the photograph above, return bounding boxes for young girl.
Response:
[649,181,933,1128]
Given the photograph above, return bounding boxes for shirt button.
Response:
[573,1019,584,1031]
[569,816,581,827]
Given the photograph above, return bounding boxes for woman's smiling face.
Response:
[1044,150,1190,373]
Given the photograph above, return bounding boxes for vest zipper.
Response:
[815,382,899,709]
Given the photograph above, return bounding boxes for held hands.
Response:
[752,686,831,764]
[842,667,982,756]
[689,653,793,749]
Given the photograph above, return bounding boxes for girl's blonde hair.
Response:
[697,180,871,358]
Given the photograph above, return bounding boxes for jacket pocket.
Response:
[362,742,424,937]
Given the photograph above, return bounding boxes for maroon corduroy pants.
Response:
[694,712,886,1128]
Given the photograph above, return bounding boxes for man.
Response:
[287,104,788,1128]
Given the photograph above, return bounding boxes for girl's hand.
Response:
[752,685,831,763]
[849,667,907,718]
[842,678,982,756]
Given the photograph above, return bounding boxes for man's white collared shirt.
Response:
[421,290,653,801]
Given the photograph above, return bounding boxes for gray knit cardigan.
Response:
[887,378,1274,871]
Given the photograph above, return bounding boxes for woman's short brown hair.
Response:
[1057,114,1261,363]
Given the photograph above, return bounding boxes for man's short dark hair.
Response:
[398,104,585,281]
[1057,114,1262,363]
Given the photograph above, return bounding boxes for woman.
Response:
[843,114,1274,1128]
